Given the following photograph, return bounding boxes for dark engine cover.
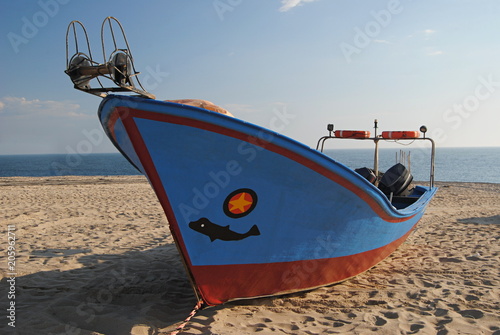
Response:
[378,163,413,197]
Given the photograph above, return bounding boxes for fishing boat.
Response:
[65,18,437,306]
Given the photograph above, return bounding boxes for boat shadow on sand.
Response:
[457,214,500,225]
[0,242,228,335]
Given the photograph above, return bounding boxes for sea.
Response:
[0,147,499,184]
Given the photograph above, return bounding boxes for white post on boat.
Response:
[373,119,380,186]
[420,125,435,189]
[429,138,436,188]
[408,151,411,174]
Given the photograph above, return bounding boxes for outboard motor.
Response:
[378,163,413,197]
[355,167,377,184]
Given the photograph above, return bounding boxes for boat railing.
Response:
[316,120,435,189]
[65,17,155,99]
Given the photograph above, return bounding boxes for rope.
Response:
[169,300,204,335]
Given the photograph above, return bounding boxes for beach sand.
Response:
[0,176,498,334]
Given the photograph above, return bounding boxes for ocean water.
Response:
[324,147,500,184]
[0,147,498,183]
[0,153,141,177]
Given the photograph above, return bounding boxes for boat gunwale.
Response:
[97,94,438,306]
[98,95,437,221]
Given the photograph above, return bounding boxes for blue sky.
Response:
[1,0,500,155]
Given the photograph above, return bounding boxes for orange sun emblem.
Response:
[223,189,258,218]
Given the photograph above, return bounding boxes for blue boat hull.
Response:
[98,95,437,305]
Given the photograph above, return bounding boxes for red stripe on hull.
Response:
[191,229,413,306]
[104,104,421,306]
[110,107,412,223]
[116,110,192,264]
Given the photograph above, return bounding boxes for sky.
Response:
[1,0,500,155]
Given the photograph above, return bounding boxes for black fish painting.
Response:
[189,217,260,242]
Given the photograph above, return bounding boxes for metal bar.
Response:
[76,64,111,76]
[408,151,411,174]
[317,136,435,187]
[108,18,118,51]
[316,136,331,151]
[97,16,151,96]
[374,138,379,186]
[427,137,436,188]
[320,137,327,152]
[72,22,78,55]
